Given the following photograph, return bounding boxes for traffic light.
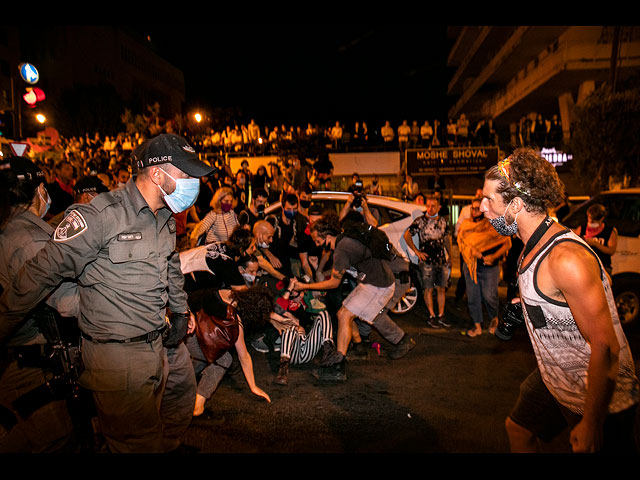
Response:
[23,87,45,108]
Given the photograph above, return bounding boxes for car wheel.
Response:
[391,280,420,315]
[613,277,640,330]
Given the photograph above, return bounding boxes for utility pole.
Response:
[610,26,622,94]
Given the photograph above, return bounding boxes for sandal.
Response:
[466,329,482,338]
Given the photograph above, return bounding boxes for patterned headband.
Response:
[498,157,531,196]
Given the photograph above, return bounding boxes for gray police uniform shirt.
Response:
[0,178,187,342]
[0,208,79,346]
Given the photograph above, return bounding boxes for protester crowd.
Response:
[190,112,564,156]
[1,116,636,455]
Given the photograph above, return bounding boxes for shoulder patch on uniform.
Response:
[54,210,88,242]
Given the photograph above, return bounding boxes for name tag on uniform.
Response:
[117,232,142,241]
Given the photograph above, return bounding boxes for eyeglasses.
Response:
[471,207,480,211]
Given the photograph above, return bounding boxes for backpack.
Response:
[339,219,395,261]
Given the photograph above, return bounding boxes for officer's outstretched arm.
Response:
[0,205,102,342]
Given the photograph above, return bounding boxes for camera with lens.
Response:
[495,300,525,341]
[352,180,365,208]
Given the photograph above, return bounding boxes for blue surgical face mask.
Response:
[157,169,200,213]
[284,209,297,220]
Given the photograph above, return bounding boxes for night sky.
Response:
[137,24,455,130]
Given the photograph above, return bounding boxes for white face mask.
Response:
[38,186,51,218]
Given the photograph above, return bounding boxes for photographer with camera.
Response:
[482,148,639,453]
[340,179,378,227]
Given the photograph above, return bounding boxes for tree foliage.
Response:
[570,82,640,194]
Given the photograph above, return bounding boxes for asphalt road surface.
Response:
[180,277,640,454]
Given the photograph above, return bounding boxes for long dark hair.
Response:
[231,284,274,331]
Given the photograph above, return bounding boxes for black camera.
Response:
[352,180,365,207]
[495,301,525,341]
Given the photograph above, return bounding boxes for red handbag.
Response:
[195,304,239,363]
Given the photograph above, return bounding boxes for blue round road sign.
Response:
[19,63,39,84]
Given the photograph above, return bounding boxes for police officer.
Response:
[0,156,80,452]
[47,174,109,227]
[0,134,214,453]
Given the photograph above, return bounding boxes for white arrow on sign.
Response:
[24,64,38,83]
[10,142,29,156]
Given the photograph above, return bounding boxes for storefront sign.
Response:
[406,146,500,175]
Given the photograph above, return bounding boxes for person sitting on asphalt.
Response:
[269,278,334,386]
[189,186,238,247]
[252,219,287,282]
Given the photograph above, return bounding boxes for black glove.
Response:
[163,311,190,347]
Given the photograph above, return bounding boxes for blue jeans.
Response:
[462,262,500,326]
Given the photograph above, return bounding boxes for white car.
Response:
[264,191,427,314]
[562,188,640,330]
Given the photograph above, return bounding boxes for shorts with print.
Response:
[418,262,450,289]
[342,281,395,324]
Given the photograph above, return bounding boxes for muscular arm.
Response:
[295,268,343,292]
[546,244,620,452]
[0,206,103,341]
